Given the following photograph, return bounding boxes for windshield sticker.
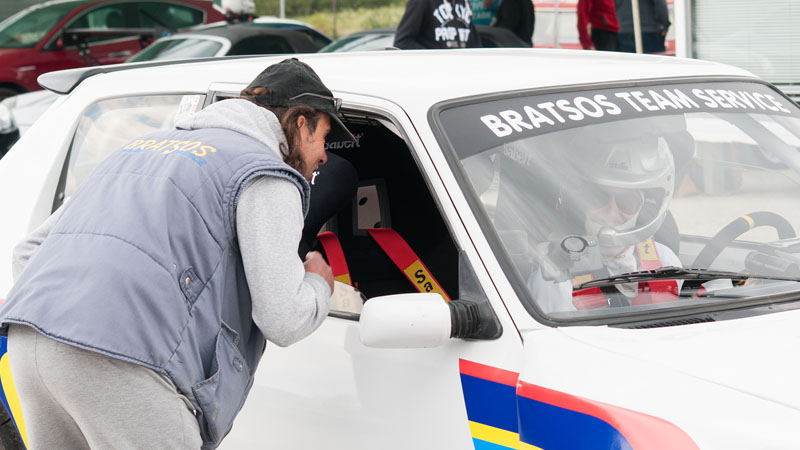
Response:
[439,82,799,158]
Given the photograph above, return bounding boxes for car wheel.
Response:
[0,407,24,450]
[0,88,21,102]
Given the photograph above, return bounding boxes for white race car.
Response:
[1,49,800,449]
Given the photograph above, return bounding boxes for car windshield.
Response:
[0,1,85,48]
[438,80,800,322]
[127,37,224,62]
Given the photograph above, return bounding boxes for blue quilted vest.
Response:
[0,126,309,449]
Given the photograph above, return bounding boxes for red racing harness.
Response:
[316,228,451,301]
[572,238,679,309]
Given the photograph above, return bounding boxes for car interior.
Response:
[303,116,461,303]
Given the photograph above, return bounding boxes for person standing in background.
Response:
[577,0,619,51]
[491,0,534,47]
[394,0,482,49]
[615,0,670,53]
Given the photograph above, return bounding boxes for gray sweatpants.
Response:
[7,325,202,450]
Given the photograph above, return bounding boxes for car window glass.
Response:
[438,80,800,323]
[137,2,204,31]
[69,5,130,29]
[0,1,81,48]
[289,28,330,48]
[57,95,204,207]
[127,38,223,61]
[228,36,293,55]
[251,23,331,48]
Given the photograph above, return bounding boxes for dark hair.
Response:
[240,86,322,175]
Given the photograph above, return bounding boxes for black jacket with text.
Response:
[394,0,482,49]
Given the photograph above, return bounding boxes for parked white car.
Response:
[1,49,800,450]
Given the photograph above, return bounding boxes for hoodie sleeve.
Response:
[394,0,429,49]
[236,176,330,347]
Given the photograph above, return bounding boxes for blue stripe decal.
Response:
[0,337,10,417]
[460,373,518,433]
[473,438,516,450]
[518,395,632,450]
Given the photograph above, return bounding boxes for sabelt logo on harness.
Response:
[325,133,364,150]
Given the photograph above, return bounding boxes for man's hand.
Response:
[304,251,334,293]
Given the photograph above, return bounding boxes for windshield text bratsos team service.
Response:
[480,86,793,138]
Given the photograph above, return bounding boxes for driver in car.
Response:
[528,135,683,313]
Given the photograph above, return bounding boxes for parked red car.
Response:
[0,0,225,99]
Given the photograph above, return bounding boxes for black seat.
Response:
[300,152,359,258]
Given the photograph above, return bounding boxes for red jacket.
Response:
[577,0,620,49]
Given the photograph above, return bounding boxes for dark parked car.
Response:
[318,25,530,53]
[128,21,329,62]
[0,0,225,99]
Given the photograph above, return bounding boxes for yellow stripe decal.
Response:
[742,215,755,229]
[520,442,545,450]
[0,353,27,448]
[468,421,520,448]
[334,274,351,285]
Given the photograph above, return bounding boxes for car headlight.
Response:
[0,96,17,134]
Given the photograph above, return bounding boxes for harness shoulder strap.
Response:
[316,231,352,286]
[366,228,451,301]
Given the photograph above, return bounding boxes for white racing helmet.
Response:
[566,118,678,254]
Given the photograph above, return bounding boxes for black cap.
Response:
[245,58,354,143]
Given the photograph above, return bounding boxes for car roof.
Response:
[41,49,759,109]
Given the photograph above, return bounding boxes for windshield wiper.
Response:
[575,266,800,289]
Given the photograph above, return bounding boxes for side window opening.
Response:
[306,114,485,318]
[325,120,460,300]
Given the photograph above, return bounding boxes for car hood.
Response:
[520,307,800,448]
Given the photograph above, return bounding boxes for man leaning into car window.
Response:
[527,136,684,313]
[0,58,355,450]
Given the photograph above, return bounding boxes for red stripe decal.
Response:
[459,359,519,387]
[517,381,700,449]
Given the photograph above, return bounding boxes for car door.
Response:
[218,97,525,449]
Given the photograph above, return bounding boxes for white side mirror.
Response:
[359,293,451,348]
